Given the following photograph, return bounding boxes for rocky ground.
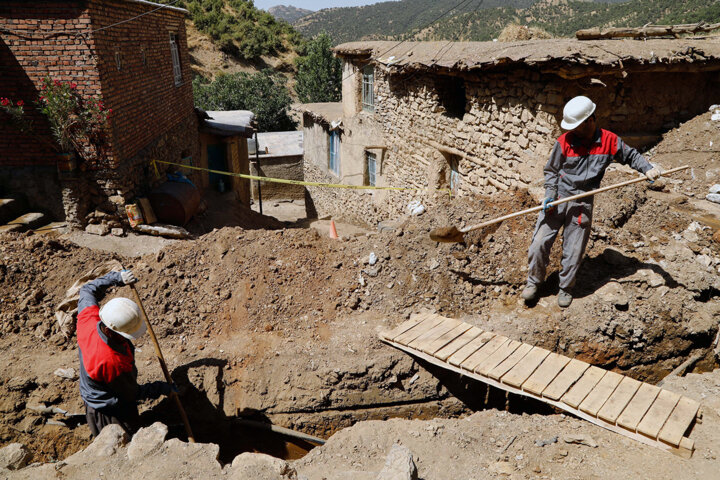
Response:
[0,108,719,478]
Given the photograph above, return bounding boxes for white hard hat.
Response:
[561,96,596,130]
[99,297,146,340]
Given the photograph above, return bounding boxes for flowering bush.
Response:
[0,96,31,132]
[36,77,111,152]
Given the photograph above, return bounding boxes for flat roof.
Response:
[253,131,303,158]
[334,39,720,77]
[203,110,255,137]
[296,102,343,127]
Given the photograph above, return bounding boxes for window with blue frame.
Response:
[362,65,374,112]
[366,151,377,186]
[329,130,340,176]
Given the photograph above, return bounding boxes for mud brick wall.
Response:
[305,58,720,227]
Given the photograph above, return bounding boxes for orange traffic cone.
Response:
[329,219,339,239]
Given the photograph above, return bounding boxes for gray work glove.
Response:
[120,269,137,285]
[645,166,663,182]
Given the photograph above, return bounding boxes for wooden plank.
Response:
[501,346,551,387]
[487,343,535,381]
[423,323,473,355]
[454,334,507,369]
[393,315,445,346]
[447,331,496,367]
[387,312,434,342]
[380,317,424,341]
[542,359,591,401]
[617,383,662,431]
[472,340,522,376]
[561,366,606,409]
[435,326,483,361]
[579,370,624,417]
[410,318,463,352]
[522,353,570,395]
[409,318,462,350]
[597,376,642,424]
[658,396,700,447]
[637,389,682,439]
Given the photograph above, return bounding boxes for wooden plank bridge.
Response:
[380,313,701,458]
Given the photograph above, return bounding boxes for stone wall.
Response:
[250,155,305,200]
[304,58,720,227]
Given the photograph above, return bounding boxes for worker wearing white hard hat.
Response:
[76,270,175,437]
[521,96,663,308]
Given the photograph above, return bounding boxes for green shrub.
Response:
[193,70,297,132]
[294,33,341,104]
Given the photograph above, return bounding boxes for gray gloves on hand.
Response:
[645,166,663,182]
[120,270,137,285]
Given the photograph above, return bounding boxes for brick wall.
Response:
[0,2,98,166]
[87,0,195,168]
[0,1,199,227]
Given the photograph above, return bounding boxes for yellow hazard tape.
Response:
[151,159,452,195]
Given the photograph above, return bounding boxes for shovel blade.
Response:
[429,226,465,243]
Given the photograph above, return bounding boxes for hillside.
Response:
[158,0,302,77]
[295,0,720,43]
[268,4,314,23]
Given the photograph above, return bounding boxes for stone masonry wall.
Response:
[305,58,720,227]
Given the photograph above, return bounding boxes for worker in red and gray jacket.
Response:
[521,96,663,308]
[77,270,174,437]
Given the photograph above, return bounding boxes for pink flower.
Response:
[53,80,61,86]
[16,100,23,107]
[0,98,9,106]
[70,83,77,89]
[107,108,113,115]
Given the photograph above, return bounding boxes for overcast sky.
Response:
[254,1,389,11]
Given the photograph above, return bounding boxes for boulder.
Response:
[85,224,110,236]
[376,444,418,480]
[0,443,32,470]
[127,422,168,461]
[65,424,128,464]
[227,452,297,480]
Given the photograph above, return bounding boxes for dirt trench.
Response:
[2,156,719,464]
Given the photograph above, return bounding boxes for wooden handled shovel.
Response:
[128,282,196,443]
[429,165,690,243]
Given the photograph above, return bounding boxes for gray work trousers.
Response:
[527,199,593,290]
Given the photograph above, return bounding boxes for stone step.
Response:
[0,196,28,224]
[7,212,50,231]
[34,222,68,235]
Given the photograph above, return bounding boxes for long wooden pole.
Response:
[129,284,195,443]
[458,165,690,234]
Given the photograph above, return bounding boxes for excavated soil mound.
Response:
[1,109,720,466]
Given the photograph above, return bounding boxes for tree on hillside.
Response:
[294,33,342,104]
[192,70,297,132]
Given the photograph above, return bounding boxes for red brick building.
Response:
[0,0,199,227]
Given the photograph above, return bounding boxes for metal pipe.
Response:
[236,419,325,445]
[253,131,263,215]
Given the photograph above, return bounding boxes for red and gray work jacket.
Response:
[544,128,653,201]
[77,272,166,413]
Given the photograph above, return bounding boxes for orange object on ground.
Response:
[329,220,338,239]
